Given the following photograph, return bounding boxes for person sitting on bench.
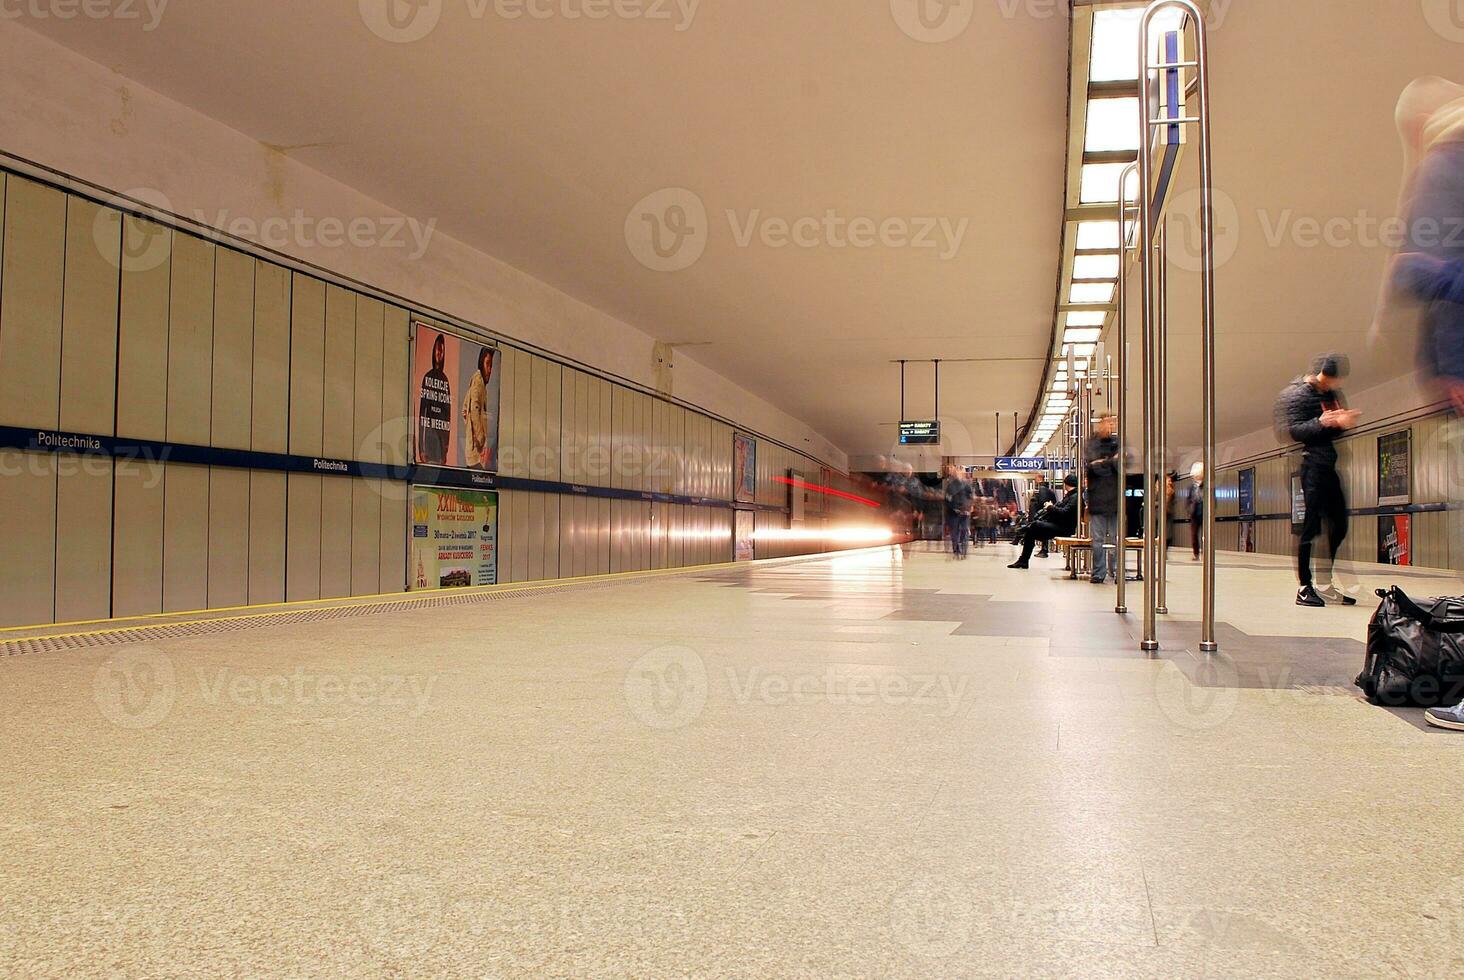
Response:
[1008,474,1079,570]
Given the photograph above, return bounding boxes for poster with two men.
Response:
[412,321,502,471]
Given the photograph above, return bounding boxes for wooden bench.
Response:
[1053,537,1146,580]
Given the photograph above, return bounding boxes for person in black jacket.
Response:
[941,465,976,559]
[1009,474,1079,570]
[1083,412,1122,584]
[1274,355,1361,607]
[1029,476,1058,557]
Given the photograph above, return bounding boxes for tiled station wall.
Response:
[0,172,832,627]
[1179,411,1458,570]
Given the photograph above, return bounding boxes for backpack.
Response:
[1356,587,1464,707]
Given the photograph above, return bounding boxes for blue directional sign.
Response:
[995,457,1046,472]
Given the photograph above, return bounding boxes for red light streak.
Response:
[775,476,881,508]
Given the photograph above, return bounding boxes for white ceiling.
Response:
[18,1,1072,464]
[24,0,1452,468]
[1093,0,1464,459]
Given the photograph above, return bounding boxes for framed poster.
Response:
[1377,429,1412,507]
[1378,514,1412,567]
[1238,467,1255,518]
[733,433,757,504]
[1239,519,1257,554]
[1290,472,1306,530]
[789,469,806,523]
[734,509,755,561]
[409,486,499,590]
[412,322,502,472]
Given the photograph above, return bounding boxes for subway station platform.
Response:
[2,545,1460,977]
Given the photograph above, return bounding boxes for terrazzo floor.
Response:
[2,543,1461,977]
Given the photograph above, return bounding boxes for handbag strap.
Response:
[1389,587,1464,633]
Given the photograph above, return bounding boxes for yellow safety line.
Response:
[2,560,737,646]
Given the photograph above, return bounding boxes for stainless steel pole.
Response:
[1115,163,1138,616]
[1076,396,1087,539]
[1156,219,1170,615]
[1139,0,1216,652]
[1193,6,1219,654]
[1138,14,1160,653]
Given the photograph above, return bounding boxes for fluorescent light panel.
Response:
[1075,221,1121,251]
[1084,98,1140,152]
[1074,255,1121,279]
[1079,162,1132,204]
[1069,282,1115,304]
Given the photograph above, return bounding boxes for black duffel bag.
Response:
[1356,587,1464,707]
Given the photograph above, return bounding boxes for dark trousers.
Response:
[1298,463,1348,587]
[945,513,970,556]
[1018,521,1062,564]
[1191,518,1203,559]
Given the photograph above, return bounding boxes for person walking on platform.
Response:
[884,463,917,557]
[941,465,975,560]
[1084,412,1123,584]
[1029,476,1058,557]
[1378,78,1464,730]
[1274,356,1361,607]
[1385,78,1464,544]
[1186,462,1206,561]
[1009,474,1079,570]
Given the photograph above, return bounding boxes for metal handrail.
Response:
[1137,0,1219,654]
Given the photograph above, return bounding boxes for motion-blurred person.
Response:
[1164,472,1178,548]
[941,465,975,559]
[1372,77,1464,356]
[885,461,922,557]
[1186,462,1206,561]
[1275,356,1361,607]
[1379,80,1464,730]
[1084,412,1122,584]
[1387,80,1464,558]
[974,485,998,546]
[1008,474,1079,570]
[1030,476,1058,557]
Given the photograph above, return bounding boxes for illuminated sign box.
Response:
[899,421,941,446]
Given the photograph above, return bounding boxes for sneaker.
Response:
[1089,575,1106,584]
[1316,585,1358,606]
[1296,586,1326,608]
[1424,702,1464,731]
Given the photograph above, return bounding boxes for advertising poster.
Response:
[1378,514,1412,567]
[1239,520,1257,554]
[412,322,502,472]
[1238,467,1255,518]
[734,433,757,504]
[735,509,756,561]
[409,486,499,590]
[1378,430,1412,507]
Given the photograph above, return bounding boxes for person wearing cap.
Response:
[1274,356,1361,607]
[1008,473,1079,570]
